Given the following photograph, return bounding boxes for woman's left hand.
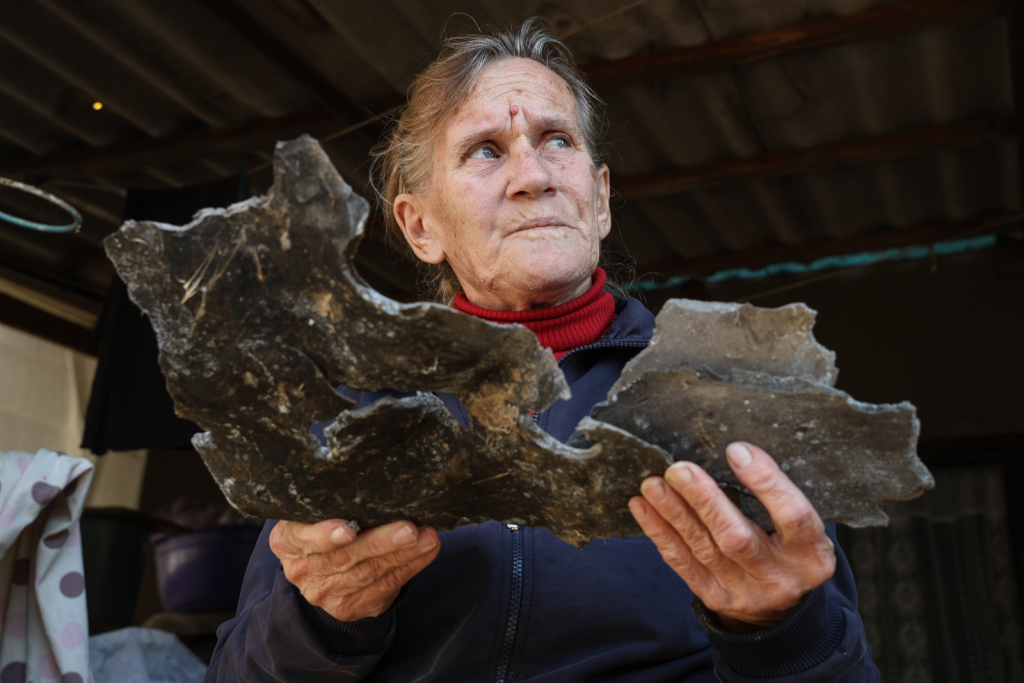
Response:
[628,441,837,633]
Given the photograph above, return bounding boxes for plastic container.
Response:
[153,524,261,613]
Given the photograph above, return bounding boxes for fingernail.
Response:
[417,529,435,548]
[330,526,353,544]
[727,443,753,469]
[667,462,693,486]
[643,479,667,503]
[394,526,416,546]
[629,499,647,521]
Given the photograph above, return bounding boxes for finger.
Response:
[341,521,437,570]
[344,526,440,587]
[662,463,765,569]
[330,538,443,620]
[639,473,735,574]
[629,496,714,589]
[372,534,443,596]
[726,442,826,546]
[271,519,357,558]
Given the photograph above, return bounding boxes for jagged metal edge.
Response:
[610,299,839,397]
[201,390,672,547]
[587,366,933,529]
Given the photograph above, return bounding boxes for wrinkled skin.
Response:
[272,58,837,632]
[271,519,441,621]
[630,442,836,631]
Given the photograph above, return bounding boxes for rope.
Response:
[0,176,82,233]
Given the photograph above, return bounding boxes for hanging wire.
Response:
[559,0,652,38]
[0,176,82,233]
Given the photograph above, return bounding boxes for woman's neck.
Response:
[456,276,592,312]
[453,269,616,359]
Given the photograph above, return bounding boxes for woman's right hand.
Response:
[270,518,441,621]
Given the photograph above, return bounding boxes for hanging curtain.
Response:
[81,175,245,455]
[837,463,1024,683]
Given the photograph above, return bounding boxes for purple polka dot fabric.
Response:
[0,662,26,683]
[58,573,85,599]
[0,450,94,683]
[43,530,69,549]
[31,482,61,507]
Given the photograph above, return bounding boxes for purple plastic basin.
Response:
[154,524,261,613]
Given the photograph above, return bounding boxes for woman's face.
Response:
[394,58,611,311]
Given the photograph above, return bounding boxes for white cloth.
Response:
[89,628,207,683]
[0,449,94,683]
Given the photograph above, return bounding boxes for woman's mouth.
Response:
[514,217,569,233]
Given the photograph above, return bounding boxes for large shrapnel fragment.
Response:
[104,136,932,546]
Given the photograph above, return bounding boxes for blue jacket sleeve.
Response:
[204,520,395,682]
[694,523,879,682]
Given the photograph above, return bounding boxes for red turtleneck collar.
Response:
[453,269,616,360]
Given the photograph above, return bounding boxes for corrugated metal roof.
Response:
[0,0,1017,310]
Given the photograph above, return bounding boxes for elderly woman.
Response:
[208,20,876,683]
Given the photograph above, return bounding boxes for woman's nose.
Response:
[506,146,554,199]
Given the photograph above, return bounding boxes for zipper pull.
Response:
[506,523,519,530]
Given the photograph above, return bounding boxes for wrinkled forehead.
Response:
[460,58,577,121]
[440,59,580,146]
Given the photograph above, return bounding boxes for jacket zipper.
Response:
[533,339,650,425]
[495,523,523,683]
[492,339,648,681]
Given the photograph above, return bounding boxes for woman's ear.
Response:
[596,164,612,240]
[394,193,445,264]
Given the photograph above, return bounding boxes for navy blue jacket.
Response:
[207,298,878,682]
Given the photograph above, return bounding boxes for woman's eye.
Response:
[545,137,570,150]
[469,146,498,159]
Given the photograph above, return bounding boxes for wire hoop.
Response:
[0,176,82,233]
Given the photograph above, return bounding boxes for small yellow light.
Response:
[92,101,103,111]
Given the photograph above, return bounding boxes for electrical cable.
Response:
[0,176,82,233]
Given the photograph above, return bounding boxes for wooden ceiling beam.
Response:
[613,115,1014,200]
[0,291,98,356]
[582,0,1003,90]
[637,211,1024,278]
[0,251,107,301]
[0,109,345,179]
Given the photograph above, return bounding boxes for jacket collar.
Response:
[603,297,656,344]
